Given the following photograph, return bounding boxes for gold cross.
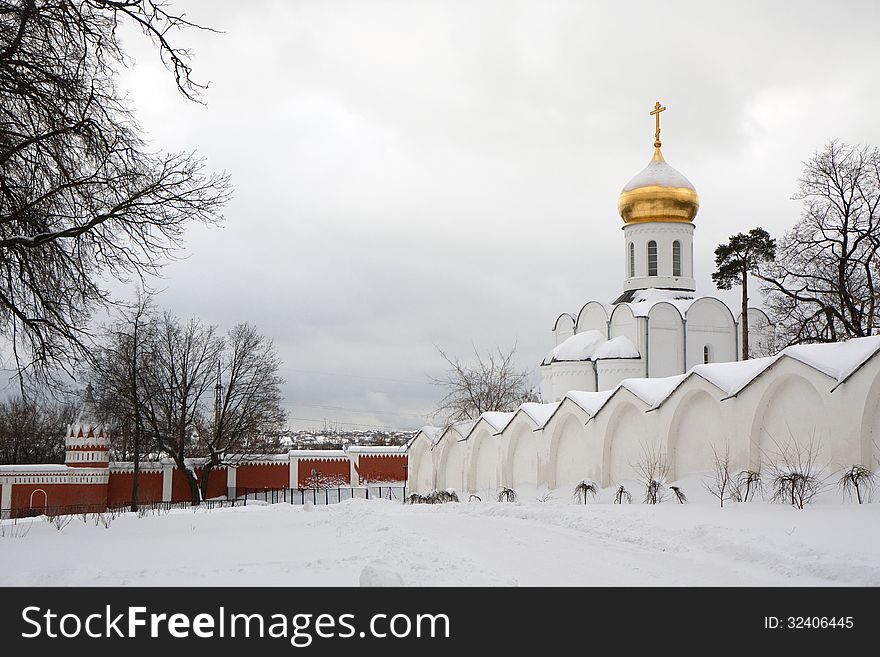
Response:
[650,101,666,148]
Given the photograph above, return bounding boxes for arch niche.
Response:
[667,390,724,480]
[549,413,590,489]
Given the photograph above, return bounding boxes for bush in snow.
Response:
[406,493,426,505]
[765,437,827,510]
[731,470,763,502]
[635,444,669,504]
[613,485,632,504]
[670,486,687,504]
[468,494,482,503]
[47,511,72,531]
[705,443,735,508]
[837,465,876,504]
[573,481,599,504]
[497,487,517,503]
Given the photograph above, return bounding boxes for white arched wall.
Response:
[468,426,499,496]
[609,304,641,353]
[553,313,575,347]
[413,441,434,492]
[438,438,465,493]
[666,389,726,480]
[748,372,830,471]
[686,298,736,369]
[576,302,609,336]
[603,400,650,486]
[505,421,539,488]
[647,302,684,378]
[548,412,592,488]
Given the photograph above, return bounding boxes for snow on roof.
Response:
[544,330,639,364]
[346,445,407,455]
[781,336,880,383]
[410,426,443,447]
[0,464,68,473]
[564,389,616,417]
[620,373,689,408]
[691,356,777,397]
[622,288,696,317]
[288,449,348,460]
[477,411,516,434]
[517,401,561,428]
[622,152,696,192]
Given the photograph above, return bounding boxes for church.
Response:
[541,102,773,401]
[407,103,880,497]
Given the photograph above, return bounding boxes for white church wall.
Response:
[596,358,645,391]
[647,302,685,377]
[576,302,609,336]
[541,361,596,402]
[553,313,575,347]
[623,222,696,292]
[609,304,641,352]
[685,297,737,369]
[738,308,775,358]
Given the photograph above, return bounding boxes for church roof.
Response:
[543,330,639,365]
[611,288,696,317]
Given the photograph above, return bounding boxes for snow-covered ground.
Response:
[2,480,879,586]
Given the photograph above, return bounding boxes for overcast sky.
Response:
[111,0,880,431]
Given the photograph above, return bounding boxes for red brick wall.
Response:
[195,467,228,500]
[357,455,407,483]
[107,471,164,506]
[235,463,289,491]
[298,458,350,488]
[10,482,107,518]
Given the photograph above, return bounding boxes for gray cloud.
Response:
[109,0,880,429]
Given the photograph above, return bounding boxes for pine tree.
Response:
[712,228,776,360]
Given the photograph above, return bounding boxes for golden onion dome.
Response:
[617,102,699,224]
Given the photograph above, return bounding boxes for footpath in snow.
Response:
[2,484,879,587]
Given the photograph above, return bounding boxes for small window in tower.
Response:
[703,345,711,364]
[647,240,658,276]
[628,242,635,278]
[672,240,682,277]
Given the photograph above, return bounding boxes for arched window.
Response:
[703,345,711,364]
[628,242,635,278]
[672,240,681,277]
[647,240,658,276]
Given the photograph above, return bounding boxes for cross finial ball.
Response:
[650,101,666,148]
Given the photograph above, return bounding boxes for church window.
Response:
[703,345,711,364]
[672,240,681,277]
[647,241,658,276]
[628,242,635,278]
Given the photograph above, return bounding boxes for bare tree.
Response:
[0,390,77,464]
[140,313,222,505]
[431,344,537,422]
[704,442,735,508]
[759,141,880,345]
[0,1,230,387]
[197,323,287,499]
[634,444,669,504]
[613,485,632,504]
[88,291,156,510]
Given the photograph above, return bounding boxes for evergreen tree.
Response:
[712,228,776,359]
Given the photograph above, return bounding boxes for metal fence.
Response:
[234,485,407,505]
[1,485,407,520]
